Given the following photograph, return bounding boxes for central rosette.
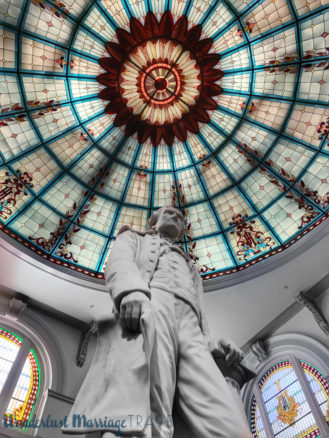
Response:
[97,11,223,146]
[120,39,201,126]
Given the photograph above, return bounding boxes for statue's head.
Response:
[148,206,185,241]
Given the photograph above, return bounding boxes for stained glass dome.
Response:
[0,0,329,280]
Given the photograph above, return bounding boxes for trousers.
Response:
[146,288,252,438]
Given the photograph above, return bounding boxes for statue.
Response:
[64,206,252,438]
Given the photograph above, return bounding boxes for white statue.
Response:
[64,206,252,438]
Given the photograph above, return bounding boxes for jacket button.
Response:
[151,249,156,253]
[149,259,154,262]
[146,268,152,273]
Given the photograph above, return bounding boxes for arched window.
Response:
[0,327,41,433]
[249,357,329,438]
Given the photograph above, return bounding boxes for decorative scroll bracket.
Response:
[76,321,98,367]
[250,340,268,363]
[243,340,268,371]
[5,298,27,321]
[296,291,329,336]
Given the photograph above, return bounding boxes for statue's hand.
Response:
[211,338,244,367]
[120,291,151,332]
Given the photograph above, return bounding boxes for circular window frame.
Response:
[0,304,65,436]
[243,333,329,438]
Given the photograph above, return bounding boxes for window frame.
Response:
[0,321,50,437]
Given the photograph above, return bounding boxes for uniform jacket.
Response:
[63,227,211,435]
[105,226,211,343]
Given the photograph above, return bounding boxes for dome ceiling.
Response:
[0,0,329,280]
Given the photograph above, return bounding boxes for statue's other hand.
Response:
[221,339,244,366]
[211,338,244,367]
[120,291,151,332]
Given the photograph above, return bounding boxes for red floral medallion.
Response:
[97,11,224,146]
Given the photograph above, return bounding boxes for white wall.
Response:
[1,290,328,438]
[34,311,96,399]
[272,290,329,352]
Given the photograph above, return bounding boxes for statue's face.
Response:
[155,207,184,240]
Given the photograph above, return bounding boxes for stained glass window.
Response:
[250,358,329,438]
[0,0,329,280]
[0,328,41,431]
